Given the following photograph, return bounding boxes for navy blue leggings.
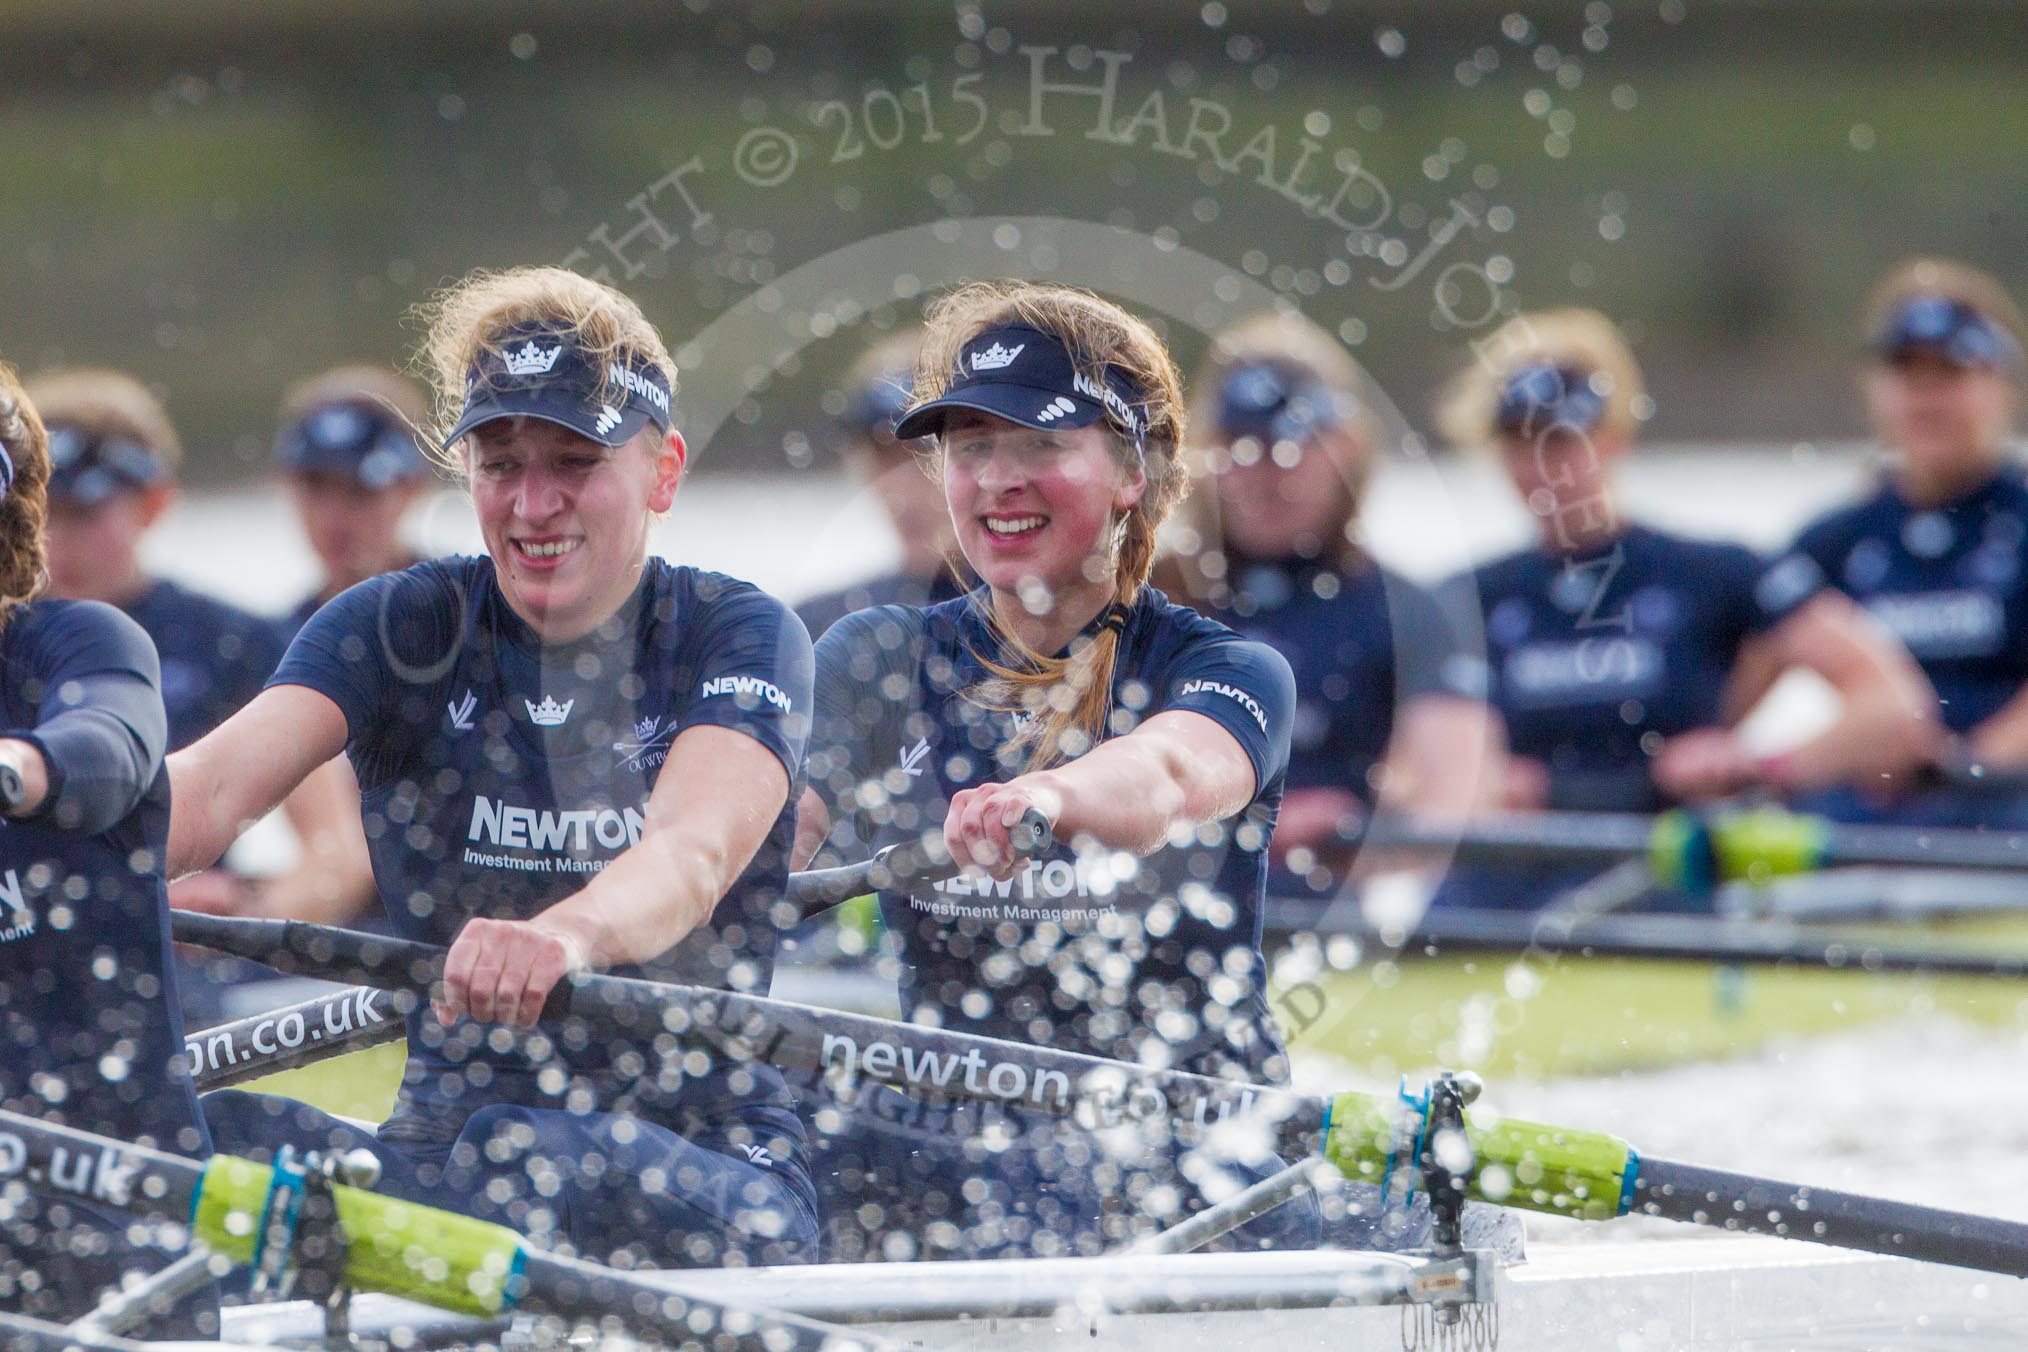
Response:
[202,1091,818,1270]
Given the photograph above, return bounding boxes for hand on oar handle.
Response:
[944,786,1059,880]
[437,915,591,1029]
[785,806,1055,913]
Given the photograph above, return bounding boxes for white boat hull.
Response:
[218,1237,2028,1351]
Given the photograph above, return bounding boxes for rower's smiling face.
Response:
[467,418,683,641]
[941,409,1144,597]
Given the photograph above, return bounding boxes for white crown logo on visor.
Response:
[504,341,564,377]
[970,342,1024,372]
[526,695,574,727]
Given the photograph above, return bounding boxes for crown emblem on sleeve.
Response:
[634,714,660,740]
[504,341,564,376]
[525,695,574,726]
[970,341,1024,372]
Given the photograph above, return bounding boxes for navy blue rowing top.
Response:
[1200,557,1485,895]
[270,557,813,1124]
[121,578,285,752]
[794,568,970,643]
[1469,523,1814,798]
[1791,470,2028,734]
[808,586,1297,1082]
[1786,468,2028,828]
[0,599,208,1154]
[1435,523,1816,910]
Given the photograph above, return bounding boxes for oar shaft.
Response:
[0,1111,916,1352]
[0,1110,202,1223]
[187,985,410,1091]
[1348,809,2028,882]
[1267,903,2028,980]
[168,915,2028,1281]
[171,912,1314,1142]
[1632,1157,2028,1278]
[1353,812,1653,869]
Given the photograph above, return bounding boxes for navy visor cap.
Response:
[1217,362,1351,447]
[46,421,167,507]
[444,323,675,450]
[275,398,430,488]
[893,324,1150,453]
[1876,296,2021,372]
[850,368,918,440]
[1495,363,1609,437]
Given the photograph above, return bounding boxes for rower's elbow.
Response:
[1148,742,1220,851]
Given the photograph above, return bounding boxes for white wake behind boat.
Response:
[215,1238,2028,1352]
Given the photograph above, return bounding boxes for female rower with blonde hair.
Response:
[1164,310,1501,900]
[1432,308,1939,910]
[175,266,819,1269]
[797,280,1318,1258]
[1786,259,2028,830]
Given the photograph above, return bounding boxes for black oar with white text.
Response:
[183,810,1051,1088]
[171,910,2028,1278]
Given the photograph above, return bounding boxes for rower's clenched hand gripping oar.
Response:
[786,807,1053,913]
[1345,806,2028,892]
[0,1109,929,1352]
[173,912,2028,1279]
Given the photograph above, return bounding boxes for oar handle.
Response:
[785,807,1055,913]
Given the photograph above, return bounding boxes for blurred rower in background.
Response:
[1431,310,1939,911]
[33,369,284,754]
[793,328,972,641]
[271,364,433,641]
[1160,312,1502,903]
[1784,260,2028,832]
[165,370,426,938]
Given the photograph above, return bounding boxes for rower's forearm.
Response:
[1966,697,2028,769]
[1783,689,1941,788]
[536,826,733,968]
[1026,739,1197,858]
[165,750,241,878]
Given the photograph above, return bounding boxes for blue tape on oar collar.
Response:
[1380,1076,1432,1212]
[250,1146,308,1284]
[1617,1147,1643,1217]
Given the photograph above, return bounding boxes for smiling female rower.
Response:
[1432,309,1938,911]
[796,281,1318,1259]
[175,267,818,1269]
[1785,260,2028,831]
[0,362,213,1326]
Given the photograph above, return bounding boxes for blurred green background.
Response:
[0,0,2018,480]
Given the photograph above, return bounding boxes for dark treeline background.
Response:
[1,0,2020,482]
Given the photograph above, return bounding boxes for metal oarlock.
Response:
[1417,1071,1481,1258]
[245,1144,384,1343]
[1396,1071,1497,1351]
